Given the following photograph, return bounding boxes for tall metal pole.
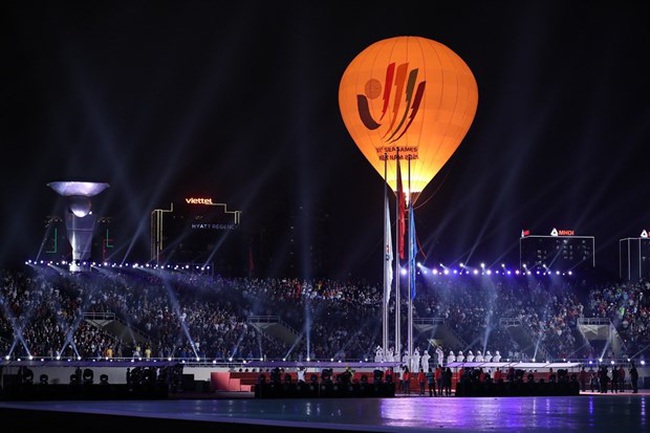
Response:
[382,154,389,356]
[394,151,401,360]
[407,157,413,362]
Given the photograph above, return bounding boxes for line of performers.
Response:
[374,345,502,372]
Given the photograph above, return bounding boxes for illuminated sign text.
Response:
[185,197,214,205]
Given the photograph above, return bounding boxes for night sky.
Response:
[3,2,650,282]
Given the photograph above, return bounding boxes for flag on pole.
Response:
[409,200,416,300]
[396,155,406,260]
[385,198,393,304]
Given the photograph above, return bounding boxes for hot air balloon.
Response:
[338,35,478,204]
[339,35,479,360]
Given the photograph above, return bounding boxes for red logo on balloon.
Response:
[356,62,425,144]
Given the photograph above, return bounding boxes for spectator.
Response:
[417,367,426,396]
[426,367,436,397]
[629,361,639,393]
[401,366,410,395]
[443,367,453,396]
[578,367,589,392]
[617,365,626,392]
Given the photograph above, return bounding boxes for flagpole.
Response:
[395,150,401,361]
[382,153,389,356]
[407,156,413,361]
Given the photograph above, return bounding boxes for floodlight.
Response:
[47,180,110,272]
[48,181,110,217]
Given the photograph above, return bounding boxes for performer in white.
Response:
[447,350,456,364]
[436,345,445,367]
[374,346,383,363]
[411,348,421,372]
[475,350,484,362]
[484,350,492,362]
[402,350,410,369]
[466,350,475,362]
[296,367,306,383]
[421,349,431,371]
[493,350,501,362]
[387,347,395,362]
[456,350,465,363]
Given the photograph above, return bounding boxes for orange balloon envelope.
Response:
[339,36,478,204]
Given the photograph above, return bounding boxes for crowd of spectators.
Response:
[0,265,648,363]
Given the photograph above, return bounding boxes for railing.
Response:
[83,311,116,321]
[414,317,445,326]
[248,315,281,324]
[577,317,611,326]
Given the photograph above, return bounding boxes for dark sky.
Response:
[3,1,650,282]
